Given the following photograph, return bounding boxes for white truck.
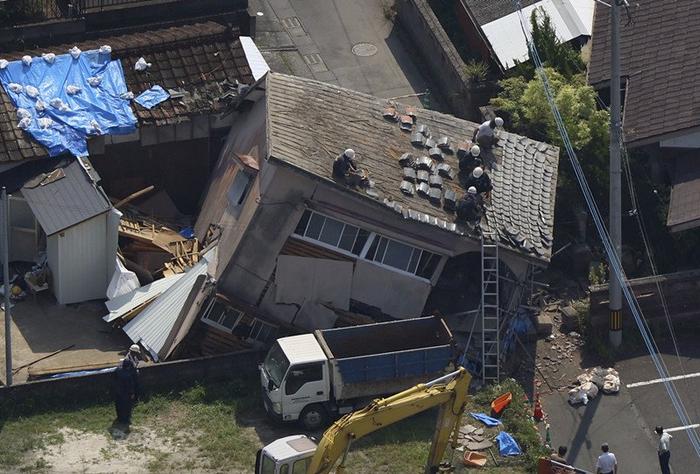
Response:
[259,316,455,430]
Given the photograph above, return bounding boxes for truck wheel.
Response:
[300,404,327,431]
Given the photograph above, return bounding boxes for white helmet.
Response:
[470,145,480,157]
[467,186,477,194]
[473,167,484,178]
[129,344,141,354]
[344,148,355,159]
[494,117,504,127]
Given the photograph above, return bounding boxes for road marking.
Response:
[665,424,700,433]
[626,372,700,388]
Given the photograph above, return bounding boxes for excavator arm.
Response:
[307,368,471,474]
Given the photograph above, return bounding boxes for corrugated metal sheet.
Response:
[47,212,110,304]
[123,247,217,361]
[481,0,594,70]
[21,158,111,236]
[103,274,185,323]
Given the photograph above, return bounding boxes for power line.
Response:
[511,0,700,456]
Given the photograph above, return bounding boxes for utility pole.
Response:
[1,187,12,385]
[609,1,623,347]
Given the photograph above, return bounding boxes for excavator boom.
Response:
[307,368,471,474]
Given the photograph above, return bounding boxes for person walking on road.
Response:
[656,426,672,474]
[595,443,617,474]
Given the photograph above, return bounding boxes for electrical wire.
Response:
[619,131,687,382]
[512,0,700,456]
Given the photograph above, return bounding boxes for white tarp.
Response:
[106,258,140,300]
[240,36,270,81]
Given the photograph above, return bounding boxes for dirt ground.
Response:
[0,294,131,383]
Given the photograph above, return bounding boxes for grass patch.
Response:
[473,379,549,471]
[0,374,541,473]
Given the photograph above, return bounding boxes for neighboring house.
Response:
[195,72,560,330]
[0,20,264,214]
[4,157,119,304]
[587,0,700,232]
[456,0,594,71]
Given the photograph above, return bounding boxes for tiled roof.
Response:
[587,1,700,146]
[0,21,254,161]
[265,73,559,262]
[463,0,540,26]
[667,153,700,232]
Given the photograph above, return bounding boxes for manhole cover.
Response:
[352,42,378,57]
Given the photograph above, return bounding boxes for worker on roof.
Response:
[472,116,504,148]
[333,148,368,187]
[456,186,484,224]
[465,167,493,194]
[458,144,482,175]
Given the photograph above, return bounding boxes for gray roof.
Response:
[265,73,559,262]
[587,0,700,145]
[21,158,111,235]
[463,0,540,26]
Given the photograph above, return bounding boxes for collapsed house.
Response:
[193,73,560,354]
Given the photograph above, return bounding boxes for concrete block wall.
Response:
[0,350,263,411]
[396,0,494,121]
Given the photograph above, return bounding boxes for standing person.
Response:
[656,426,672,474]
[472,117,504,148]
[551,446,574,474]
[595,443,617,474]
[126,344,141,368]
[114,357,139,426]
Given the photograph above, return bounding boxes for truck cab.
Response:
[255,435,317,474]
[260,334,331,429]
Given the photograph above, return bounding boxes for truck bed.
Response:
[318,316,453,358]
[316,317,455,400]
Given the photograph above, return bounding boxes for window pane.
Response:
[408,249,421,274]
[292,459,310,474]
[364,234,379,260]
[295,210,311,235]
[306,213,325,239]
[227,172,251,207]
[382,240,414,271]
[319,218,344,246]
[338,225,358,251]
[375,237,388,263]
[417,252,441,279]
[280,465,289,474]
[220,309,241,330]
[352,229,370,255]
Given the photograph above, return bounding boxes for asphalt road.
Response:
[251,0,441,110]
[545,335,700,474]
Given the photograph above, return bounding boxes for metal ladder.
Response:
[481,231,500,384]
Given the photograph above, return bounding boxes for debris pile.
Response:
[568,366,621,405]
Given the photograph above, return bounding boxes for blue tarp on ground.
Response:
[0,50,137,157]
[470,412,503,426]
[134,85,169,109]
[495,431,522,456]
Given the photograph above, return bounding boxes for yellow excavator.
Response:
[255,367,471,474]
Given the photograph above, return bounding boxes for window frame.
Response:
[201,299,244,333]
[292,210,444,282]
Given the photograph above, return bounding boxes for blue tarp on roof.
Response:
[134,85,169,110]
[0,50,137,157]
